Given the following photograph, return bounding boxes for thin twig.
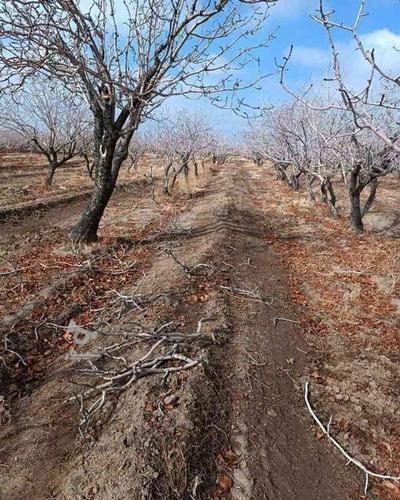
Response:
[273,317,299,327]
[220,285,273,305]
[304,382,400,495]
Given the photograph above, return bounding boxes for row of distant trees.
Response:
[0,78,232,189]
[245,102,398,233]
[244,1,400,234]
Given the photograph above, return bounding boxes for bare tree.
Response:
[128,133,146,173]
[0,0,277,242]
[246,103,342,215]
[151,112,214,194]
[276,1,400,232]
[170,112,214,190]
[149,123,176,194]
[0,80,89,185]
[209,136,231,166]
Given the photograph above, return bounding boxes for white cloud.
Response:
[269,0,316,21]
[359,29,400,75]
[287,28,400,93]
[291,46,331,69]
[337,29,400,91]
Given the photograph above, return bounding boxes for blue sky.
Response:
[187,0,400,134]
[79,0,400,135]
[263,0,400,97]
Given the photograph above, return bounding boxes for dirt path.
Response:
[0,160,365,499]
[211,163,360,498]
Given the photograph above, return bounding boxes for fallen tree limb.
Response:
[273,317,299,327]
[220,285,273,305]
[164,247,212,276]
[304,382,400,495]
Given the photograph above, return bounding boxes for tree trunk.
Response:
[290,171,302,190]
[70,155,116,243]
[128,156,138,172]
[163,162,172,194]
[348,164,364,232]
[193,158,199,177]
[83,154,94,179]
[361,178,378,218]
[321,178,337,217]
[70,101,141,243]
[45,161,57,186]
[70,114,119,243]
[306,175,316,202]
[275,162,291,185]
[348,164,378,233]
[349,187,364,232]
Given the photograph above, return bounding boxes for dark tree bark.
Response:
[163,161,173,194]
[129,158,138,172]
[320,177,337,216]
[193,157,199,177]
[170,153,190,191]
[348,164,378,233]
[45,160,57,186]
[274,161,291,185]
[70,122,117,242]
[349,164,364,232]
[43,151,74,186]
[83,154,95,179]
[290,171,302,190]
[70,164,116,242]
[70,101,139,243]
[306,175,316,202]
[361,178,377,218]
[349,187,364,232]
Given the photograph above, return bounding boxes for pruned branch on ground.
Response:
[305,382,400,495]
[69,318,213,435]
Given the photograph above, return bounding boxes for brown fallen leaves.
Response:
[261,171,400,494]
[212,449,239,498]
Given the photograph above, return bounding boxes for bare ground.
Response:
[0,159,398,499]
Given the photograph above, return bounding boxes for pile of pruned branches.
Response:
[68,318,212,436]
